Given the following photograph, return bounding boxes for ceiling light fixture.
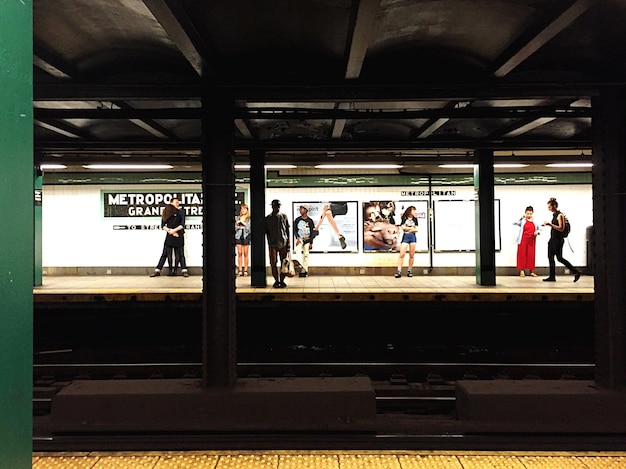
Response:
[234,164,298,170]
[438,164,476,169]
[40,164,67,170]
[82,164,174,170]
[440,163,530,169]
[314,164,402,169]
[545,163,593,168]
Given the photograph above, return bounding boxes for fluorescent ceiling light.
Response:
[314,164,402,169]
[545,163,593,168]
[82,164,173,169]
[234,164,297,170]
[440,164,530,169]
[40,164,67,169]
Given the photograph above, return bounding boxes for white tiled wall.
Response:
[42,183,592,269]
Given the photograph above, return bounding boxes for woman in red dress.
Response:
[513,206,541,276]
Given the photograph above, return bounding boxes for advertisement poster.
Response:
[362,200,429,252]
[292,202,359,253]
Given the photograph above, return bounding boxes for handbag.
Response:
[281,251,296,277]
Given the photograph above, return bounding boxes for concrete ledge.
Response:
[456,380,626,432]
[51,377,376,433]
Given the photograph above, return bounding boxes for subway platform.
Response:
[33,273,594,304]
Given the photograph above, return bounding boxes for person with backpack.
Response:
[293,204,316,277]
[541,197,581,282]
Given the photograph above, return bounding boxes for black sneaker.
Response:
[543,277,556,282]
[407,271,413,277]
[394,271,401,278]
[299,272,307,277]
[273,281,281,288]
[279,281,287,288]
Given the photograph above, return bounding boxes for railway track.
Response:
[33,359,594,416]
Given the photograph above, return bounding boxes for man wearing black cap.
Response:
[293,204,316,277]
[265,199,290,288]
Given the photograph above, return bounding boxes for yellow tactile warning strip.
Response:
[31,451,626,469]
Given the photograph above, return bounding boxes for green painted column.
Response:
[0,1,34,467]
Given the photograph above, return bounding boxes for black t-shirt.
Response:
[164,211,185,247]
[550,211,563,240]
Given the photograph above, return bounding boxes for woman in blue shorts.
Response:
[394,206,419,278]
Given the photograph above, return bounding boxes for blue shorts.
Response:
[401,233,416,244]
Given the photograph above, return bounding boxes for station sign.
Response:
[102,190,203,217]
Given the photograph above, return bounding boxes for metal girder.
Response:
[35,137,591,153]
[33,83,609,102]
[492,0,600,77]
[142,0,210,77]
[344,0,380,79]
[33,106,591,120]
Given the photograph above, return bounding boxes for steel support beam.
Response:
[34,82,610,102]
[250,150,268,288]
[201,88,237,388]
[474,150,496,286]
[591,88,626,390]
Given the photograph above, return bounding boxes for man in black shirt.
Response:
[265,199,290,288]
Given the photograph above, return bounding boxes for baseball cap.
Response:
[299,204,309,211]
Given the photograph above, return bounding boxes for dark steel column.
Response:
[250,150,267,287]
[474,150,496,286]
[0,1,33,466]
[201,88,237,388]
[592,88,626,389]
[34,168,43,286]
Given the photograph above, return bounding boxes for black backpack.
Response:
[561,212,571,238]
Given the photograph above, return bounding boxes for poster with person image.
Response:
[363,200,429,252]
[292,202,359,253]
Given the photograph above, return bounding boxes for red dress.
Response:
[516,220,537,270]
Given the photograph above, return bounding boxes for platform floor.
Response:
[33,275,594,297]
[31,450,626,468]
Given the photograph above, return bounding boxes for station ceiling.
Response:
[33,0,626,171]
